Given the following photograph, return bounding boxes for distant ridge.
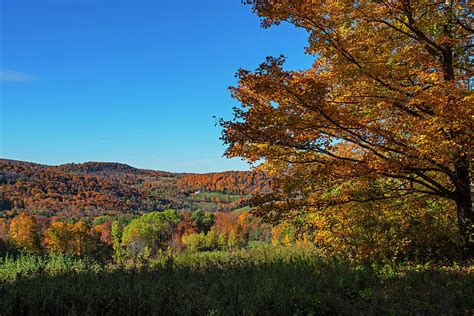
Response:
[0,158,45,167]
[0,158,267,218]
[0,158,243,175]
[58,161,139,173]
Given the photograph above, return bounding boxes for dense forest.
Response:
[0,159,267,219]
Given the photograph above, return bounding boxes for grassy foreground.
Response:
[1,247,473,315]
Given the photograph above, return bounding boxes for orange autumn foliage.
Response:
[92,222,113,246]
[9,213,41,252]
[178,171,267,195]
[221,0,473,256]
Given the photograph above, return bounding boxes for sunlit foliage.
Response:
[221,0,473,256]
[44,221,100,256]
[9,213,41,253]
[119,210,181,260]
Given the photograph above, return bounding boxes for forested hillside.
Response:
[0,159,267,220]
[178,171,266,195]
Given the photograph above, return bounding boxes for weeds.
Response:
[0,246,472,315]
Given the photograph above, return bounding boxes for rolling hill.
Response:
[0,159,267,220]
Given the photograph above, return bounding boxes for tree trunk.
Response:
[455,158,474,259]
[440,2,473,258]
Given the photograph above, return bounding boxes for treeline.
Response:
[0,210,271,261]
[0,198,463,263]
[178,171,268,195]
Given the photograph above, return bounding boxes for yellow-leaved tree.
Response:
[221,0,473,257]
[44,221,98,256]
[9,213,41,253]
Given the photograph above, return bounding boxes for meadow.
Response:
[1,246,473,315]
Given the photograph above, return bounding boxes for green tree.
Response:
[121,210,181,260]
[192,210,215,234]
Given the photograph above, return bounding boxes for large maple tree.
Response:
[221,1,473,256]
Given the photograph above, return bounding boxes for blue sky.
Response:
[0,0,313,172]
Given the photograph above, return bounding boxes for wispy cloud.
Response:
[0,69,36,82]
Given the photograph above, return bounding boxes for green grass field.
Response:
[232,205,251,214]
[190,192,244,202]
[1,246,473,315]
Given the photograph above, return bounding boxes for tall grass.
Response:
[1,246,473,315]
